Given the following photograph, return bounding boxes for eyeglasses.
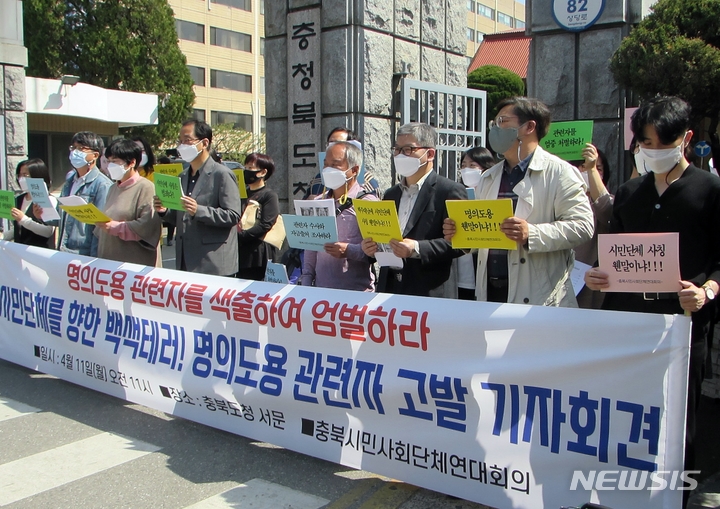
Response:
[69,145,93,152]
[488,115,519,129]
[177,138,201,145]
[392,146,431,156]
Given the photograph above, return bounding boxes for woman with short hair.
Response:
[94,138,162,266]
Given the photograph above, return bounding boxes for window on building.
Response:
[516,19,525,29]
[210,69,252,93]
[193,109,206,122]
[477,4,494,20]
[211,111,253,131]
[260,77,265,95]
[210,27,252,52]
[467,56,473,68]
[212,0,251,11]
[260,0,265,15]
[467,0,475,12]
[476,32,484,43]
[498,12,513,26]
[188,65,205,87]
[175,20,205,43]
[467,28,475,42]
[260,37,265,56]
[261,116,266,134]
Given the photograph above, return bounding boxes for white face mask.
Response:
[460,168,482,188]
[107,162,129,181]
[18,177,29,191]
[634,145,683,175]
[177,141,200,163]
[321,167,350,190]
[394,154,423,178]
[139,153,149,167]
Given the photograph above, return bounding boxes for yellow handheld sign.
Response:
[355,200,403,243]
[446,199,516,250]
[60,204,112,224]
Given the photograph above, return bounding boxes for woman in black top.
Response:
[237,153,280,281]
[3,159,57,248]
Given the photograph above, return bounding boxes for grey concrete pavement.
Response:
[0,358,491,509]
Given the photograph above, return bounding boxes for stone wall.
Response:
[526,0,647,193]
[1,0,28,199]
[3,64,27,192]
[265,0,466,210]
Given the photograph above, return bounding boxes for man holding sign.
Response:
[584,97,720,479]
[362,123,466,297]
[57,131,112,256]
[154,120,242,276]
[301,142,378,291]
[444,97,593,306]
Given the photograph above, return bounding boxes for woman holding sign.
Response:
[237,153,280,281]
[2,159,57,248]
[94,139,162,266]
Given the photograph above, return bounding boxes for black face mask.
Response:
[244,169,263,184]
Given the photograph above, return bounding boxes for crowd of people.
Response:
[4,95,719,486]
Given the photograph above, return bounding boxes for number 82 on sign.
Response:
[552,0,605,32]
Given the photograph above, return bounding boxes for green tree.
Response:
[24,0,195,147]
[467,65,526,122]
[610,0,720,162]
[209,124,267,163]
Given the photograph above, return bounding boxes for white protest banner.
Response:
[0,240,690,509]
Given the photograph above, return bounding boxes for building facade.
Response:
[169,0,266,136]
[466,0,526,63]
[167,0,522,137]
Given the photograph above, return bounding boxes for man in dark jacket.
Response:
[154,120,242,276]
[361,122,466,297]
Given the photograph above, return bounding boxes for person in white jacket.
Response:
[444,97,594,306]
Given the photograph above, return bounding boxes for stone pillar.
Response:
[0,0,28,197]
[526,0,647,191]
[265,0,466,210]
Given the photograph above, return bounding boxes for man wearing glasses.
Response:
[57,131,112,256]
[445,97,594,306]
[361,122,466,297]
[154,119,242,276]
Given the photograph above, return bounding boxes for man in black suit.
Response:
[361,123,466,297]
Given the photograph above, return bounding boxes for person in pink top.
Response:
[95,138,162,266]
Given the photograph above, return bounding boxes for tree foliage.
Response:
[209,124,267,163]
[611,0,720,136]
[467,65,526,121]
[24,0,195,146]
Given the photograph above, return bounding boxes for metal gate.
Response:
[400,79,487,183]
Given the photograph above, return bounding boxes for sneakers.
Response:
[166,239,174,246]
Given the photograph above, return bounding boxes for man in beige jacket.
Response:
[445,97,594,306]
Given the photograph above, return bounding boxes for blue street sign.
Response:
[695,141,711,158]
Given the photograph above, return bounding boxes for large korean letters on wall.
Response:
[0,241,690,509]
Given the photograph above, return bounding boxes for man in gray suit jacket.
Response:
[154,120,242,276]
